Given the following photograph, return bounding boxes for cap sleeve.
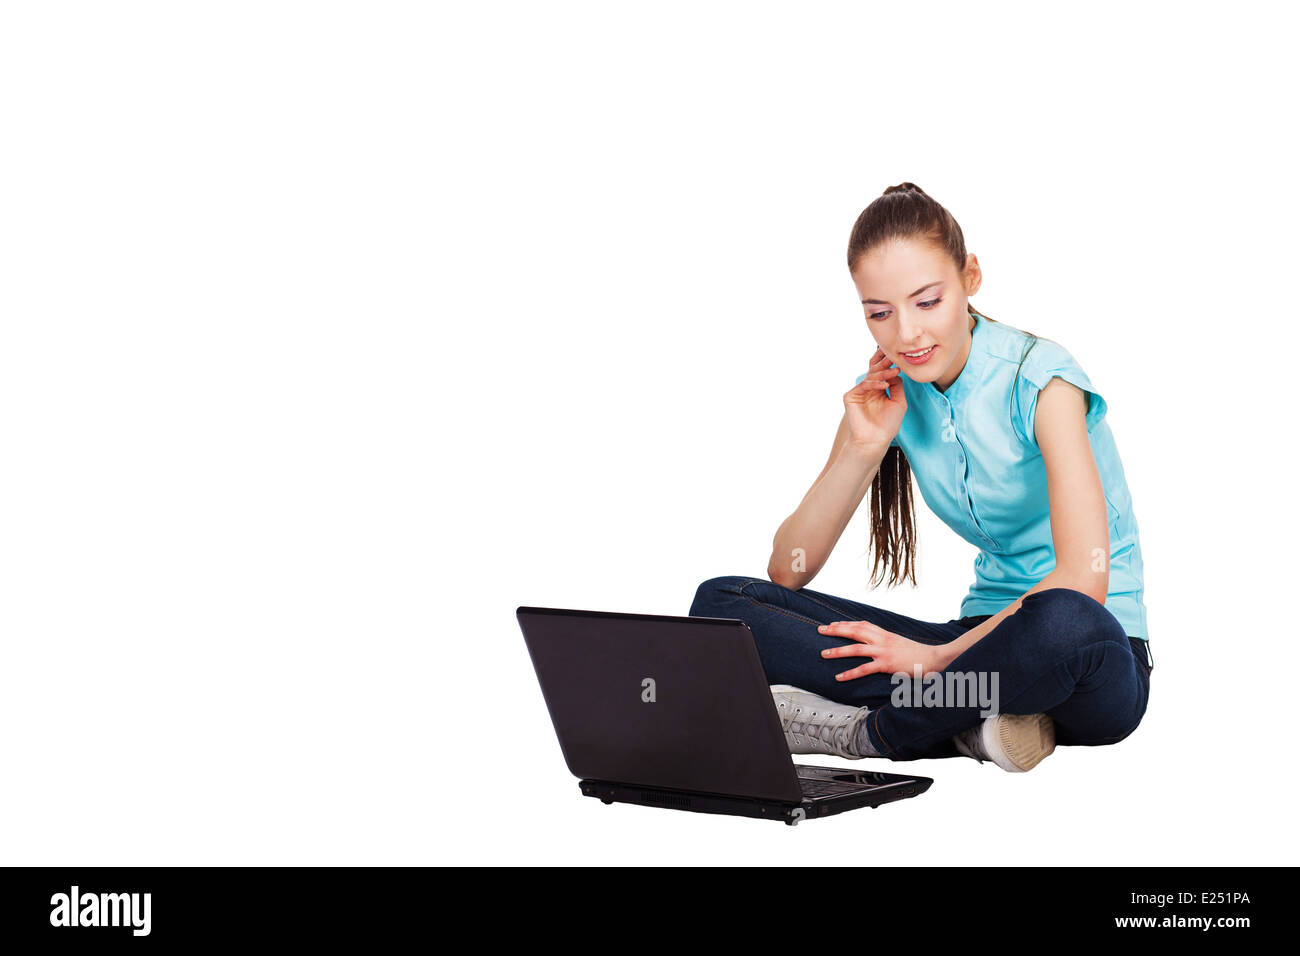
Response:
[1013,340,1108,449]
[854,370,899,448]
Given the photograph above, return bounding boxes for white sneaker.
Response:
[769,685,871,759]
[953,713,1056,772]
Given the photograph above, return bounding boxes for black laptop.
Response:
[516,605,933,825]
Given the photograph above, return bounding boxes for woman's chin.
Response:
[903,358,945,380]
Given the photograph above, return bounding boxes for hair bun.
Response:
[884,182,923,196]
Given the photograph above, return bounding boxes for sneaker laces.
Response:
[776,696,864,758]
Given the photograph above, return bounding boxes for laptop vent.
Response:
[640,791,693,808]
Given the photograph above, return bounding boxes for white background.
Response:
[2,2,1296,865]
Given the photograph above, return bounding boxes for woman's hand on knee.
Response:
[817,621,944,682]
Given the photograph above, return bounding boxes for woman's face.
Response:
[850,238,983,393]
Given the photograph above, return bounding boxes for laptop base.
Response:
[580,767,933,826]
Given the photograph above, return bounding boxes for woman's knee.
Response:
[689,575,758,617]
[1024,587,1128,652]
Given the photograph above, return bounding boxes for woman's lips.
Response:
[900,344,937,365]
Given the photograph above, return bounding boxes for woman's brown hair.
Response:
[847,182,1039,590]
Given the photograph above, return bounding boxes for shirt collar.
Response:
[926,309,989,405]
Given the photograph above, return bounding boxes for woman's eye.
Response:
[868,298,941,321]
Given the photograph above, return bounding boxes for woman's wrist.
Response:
[840,437,891,468]
[929,640,958,672]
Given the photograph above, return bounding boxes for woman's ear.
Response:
[964,254,983,297]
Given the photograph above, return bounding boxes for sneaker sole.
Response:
[982,713,1056,772]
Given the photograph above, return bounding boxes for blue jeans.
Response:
[688,576,1152,761]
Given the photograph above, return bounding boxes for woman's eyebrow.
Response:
[862,280,943,305]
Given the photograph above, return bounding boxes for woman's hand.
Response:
[844,347,905,449]
[817,620,944,681]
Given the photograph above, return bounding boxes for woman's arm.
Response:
[930,567,1099,670]
[767,411,890,590]
[933,376,1111,668]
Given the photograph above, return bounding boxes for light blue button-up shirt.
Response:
[856,310,1148,640]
